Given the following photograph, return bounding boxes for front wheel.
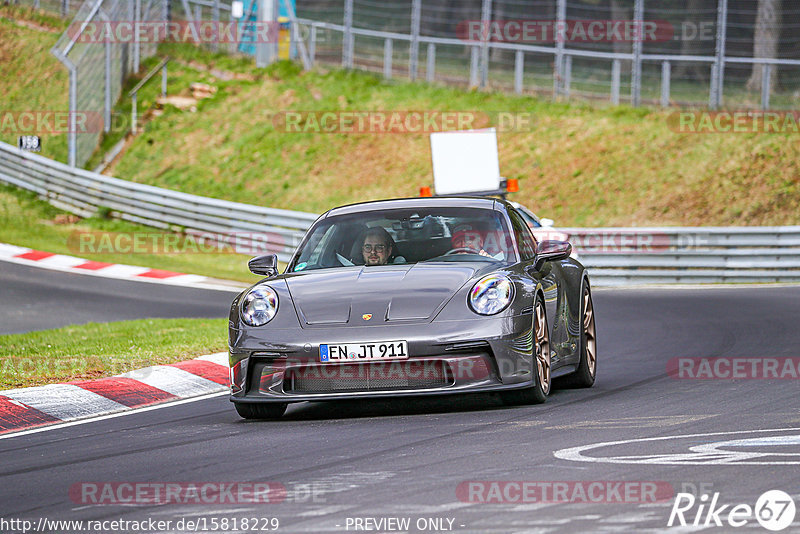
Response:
[564,283,597,387]
[501,296,551,405]
[234,402,287,420]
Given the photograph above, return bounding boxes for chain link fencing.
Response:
[9,0,800,168]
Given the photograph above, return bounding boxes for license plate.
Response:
[319,341,408,363]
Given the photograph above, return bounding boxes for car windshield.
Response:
[288,207,517,272]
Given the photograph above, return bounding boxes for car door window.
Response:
[509,210,537,261]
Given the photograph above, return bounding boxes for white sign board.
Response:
[430,128,500,195]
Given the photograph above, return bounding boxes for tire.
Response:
[234,402,287,420]
[501,295,551,406]
[564,282,597,388]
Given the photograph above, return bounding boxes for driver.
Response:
[362,227,403,265]
[450,226,491,257]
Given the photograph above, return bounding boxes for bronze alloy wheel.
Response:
[500,295,551,405]
[563,283,597,388]
[583,287,597,378]
[534,299,551,395]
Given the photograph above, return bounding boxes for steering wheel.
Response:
[445,247,483,256]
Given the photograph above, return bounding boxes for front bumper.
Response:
[229,315,535,403]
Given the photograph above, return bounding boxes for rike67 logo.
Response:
[668,490,796,531]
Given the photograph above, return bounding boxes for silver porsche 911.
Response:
[228,196,596,419]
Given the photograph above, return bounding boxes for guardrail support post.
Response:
[383,38,393,79]
[426,43,436,83]
[660,60,671,107]
[514,50,523,94]
[611,59,620,105]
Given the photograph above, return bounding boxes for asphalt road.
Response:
[0,261,234,334]
[2,281,800,533]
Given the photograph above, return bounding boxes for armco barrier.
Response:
[2,141,799,285]
[0,142,318,262]
[562,227,800,285]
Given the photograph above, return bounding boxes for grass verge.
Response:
[102,43,799,227]
[0,184,262,284]
[0,318,228,389]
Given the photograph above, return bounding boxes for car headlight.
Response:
[469,275,514,315]
[241,286,279,326]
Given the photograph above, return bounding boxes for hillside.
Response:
[106,46,800,227]
[0,6,70,163]
[1,6,798,227]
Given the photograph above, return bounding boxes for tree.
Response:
[746,0,782,93]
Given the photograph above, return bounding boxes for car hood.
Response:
[283,263,481,326]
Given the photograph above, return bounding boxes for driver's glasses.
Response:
[363,244,387,253]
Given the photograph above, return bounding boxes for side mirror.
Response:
[539,218,555,227]
[532,240,572,272]
[248,254,278,277]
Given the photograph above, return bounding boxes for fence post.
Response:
[131,92,138,135]
[61,0,67,18]
[68,65,77,167]
[660,60,671,107]
[162,62,168,97]
[563,55,572,99]
[761,63,771,110]
[426,43,436,82]
[212,0,220,52]
[469,45,479,87]
[514,50,523,94]
[384,38,393,79]
[630,0,643,107]
[611,59,620,105]
[343,0,353,68]
[554,0,566,98]
[134,0,141,73]
[409,0,421,81]
[104,33,111,132]
[710,0,728,109]
[309,24,317,65]
[257,0,279,67]
[479,0,492,88]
